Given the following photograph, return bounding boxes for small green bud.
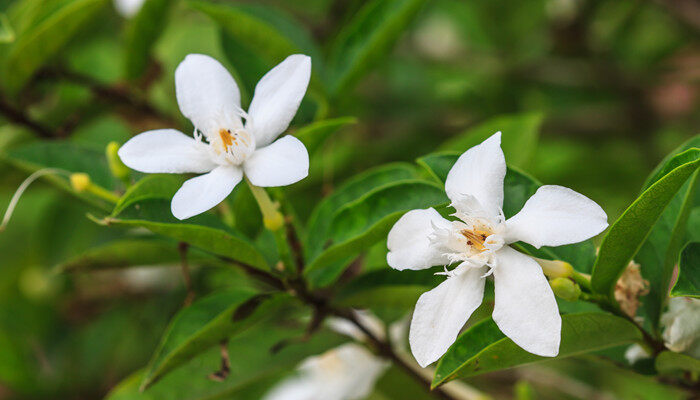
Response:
[534,257,573,278]
[263,211,285,231]
[550,277,581,301]
[70,173,91,192]
[106,141,130,181]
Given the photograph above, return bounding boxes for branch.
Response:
[0,94,55,138]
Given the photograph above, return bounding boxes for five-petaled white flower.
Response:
[262,343,389,400]
[119,54,311,220]
[386,132,608,367]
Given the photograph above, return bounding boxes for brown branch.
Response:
[207,340,231,382]
[0,94,55,138]
[178,242,195,306]
[36,67,179,128]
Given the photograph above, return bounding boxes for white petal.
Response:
[331,344,389,399]
[170,166,242,220]
[445,132,506,217]
[243,136,309,187]
[505,185,608,248]
[387,208,452,271]
[118,129,217,174]
[492,246,561,357]
[247,54,311,147]
[175,54,242,136]
[262,376,317,400]
[114,0,145,17]
[409,264,487,367]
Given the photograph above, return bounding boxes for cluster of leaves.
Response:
[0,0,697,399]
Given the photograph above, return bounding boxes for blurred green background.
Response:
[0,0,697,398]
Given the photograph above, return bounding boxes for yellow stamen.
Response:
[461,228,490,251]
[219,129,233,149]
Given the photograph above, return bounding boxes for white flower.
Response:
[262,343,389,400]
[386,132,608,367]
[114,0,145,18]
[624,344,651,364]
[118,54,311,219]
[661,297,700,358]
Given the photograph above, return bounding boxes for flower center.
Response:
[209,127,255,165]
[460,228,490,252]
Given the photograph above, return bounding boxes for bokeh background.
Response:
[0,0,697,399]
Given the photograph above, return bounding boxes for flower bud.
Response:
[106,141,130,181]
[534,257,573,278]
[70,173,91,192]
[263,211,284,231]
[550,277,581,301]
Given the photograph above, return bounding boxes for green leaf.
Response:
[191,1,322,97]
[335,269,440,308]
[418,152,598,271]
[325,0,426,96]
[0,13,15,43]
[671,242,699,298]
[655,351,700,374]
[106,322,345,400]
[295,117,357,155]
[140,289,288,390]
[433,313,642,387]
[112,174,184,216]
[636,139,700,327]
[54,238,212,273]
[123,0,174,80]
[98,175,268,270]
[304,180,448,288]
[438,112,543,168]
[2,0,106,95]
[305,163,417,260]
[591,148,700,297]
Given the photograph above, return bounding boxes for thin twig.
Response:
[207,340,231,382]
[178,242,194,306]
[0,94,55,138]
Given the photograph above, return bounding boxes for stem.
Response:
[179,242,194,306]
[571,271,593,292]
[246,178,284,231]
[86,183,120,204]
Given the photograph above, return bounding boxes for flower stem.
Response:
[571,270,593,292]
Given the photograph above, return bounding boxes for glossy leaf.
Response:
[636,138,700,326]
[106,322,345,400]
[54,238,212,273]
[655,351,700,375]
[140,290,288,390]
[671,242,699,298]
[294,117,357,155]
[439,112,543,168]
[433,313,642,387]
[325,0,426,96]
[592,149,700,297]
[335,269,440,308]
[305,163,417,260]
[123,0,174,80]
[2,0,106,94]
[98,175,268,269]
[304,179,447,287]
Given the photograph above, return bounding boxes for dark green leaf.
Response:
[335,269,440,308]
[123,0,174,80]
[304,180,447,288]
[305,163,417,260]
[325,0,426,96]
[294,117,357,155]
[98,175,268,269]
[655,351,700,374]
[439,112,543,168]
[54,237,212,273]
[433,313,642,387]
[2,0,106,94]
[591,149,700,297]
[671,242,699,298]
[140,290,288,390]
